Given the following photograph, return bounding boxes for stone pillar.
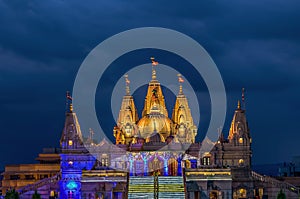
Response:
[164,158,168,176]
[104,191,112,199]
[144,160,148,176]
[177,158,182,176]
[129,160,134,176]
[190,159,197,168]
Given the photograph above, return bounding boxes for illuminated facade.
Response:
[57,65,256,198]
[2,63,300,199]
[1,148,60,197]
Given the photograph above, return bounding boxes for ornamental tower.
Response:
[213,88,252,168]
[141,58,168,117]
[172,74,197,143]
[60,92,84,150]
[114,75,139,145]
[226,99,252,167]
[59,92,93,199]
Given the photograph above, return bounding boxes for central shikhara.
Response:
[114,65,197,145]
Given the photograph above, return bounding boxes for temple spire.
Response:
[228,96,251,147]
[60,91,84,150]
[177,74,184,95]
[141,58,168,117]
[124,74,130,95]
[172,74,197,143]
[115,75,139,144]
[150,57,158,80]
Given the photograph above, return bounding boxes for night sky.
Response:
[0,0,300,170]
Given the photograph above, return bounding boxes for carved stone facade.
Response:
[3,66,300,199]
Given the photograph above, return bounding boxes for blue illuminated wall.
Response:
[59,154,96,199]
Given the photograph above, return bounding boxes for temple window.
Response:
[10,175,20,180]
[239,188,247,197]
[67,190,75,199]
[203,157,210,165]
[239,138,243,144]
[25,175,35,180]
[239,159,244,166]
[50,191,55,197]
[259,188,263,197]
[40,174,48,179]
[101,154,109,166]
[68,140,73,146]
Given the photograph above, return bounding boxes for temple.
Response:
[1,60,300,199]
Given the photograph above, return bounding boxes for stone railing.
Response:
[251,171,299,194]
[18,173,61,195]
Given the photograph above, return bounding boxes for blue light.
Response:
[66,181,78,190]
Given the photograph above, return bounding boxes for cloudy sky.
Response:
[0,0,299,169]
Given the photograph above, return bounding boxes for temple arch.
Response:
[148,155,164,176]
[168,157,178,176]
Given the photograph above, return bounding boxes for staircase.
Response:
[158,176,185,199]
[18,173,60,199]
[128,176,185,199]
[128,176,155,199]
[252,171,300,195]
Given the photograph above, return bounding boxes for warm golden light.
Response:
[240,188,246,193]
[186,171,231,176]
[238,188,247,197]
[259,188,263,196]
[50,191,55,197]
[68,140,73,146]
[239,138,243,144]
[239,159,244,165]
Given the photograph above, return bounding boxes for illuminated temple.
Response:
[1,62,300,199]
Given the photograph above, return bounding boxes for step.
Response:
[129,176,154,183]
[158,176,185,199]
[128,176,156,199]
[158,176,184,182]
[158,192,185,199]
[128,193,154,199]
[128,176,185,199]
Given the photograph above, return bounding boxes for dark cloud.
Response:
[0,0,300,168]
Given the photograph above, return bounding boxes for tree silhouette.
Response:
[277,189,286,199]
[31,190,41,199]
[4,189,19,199]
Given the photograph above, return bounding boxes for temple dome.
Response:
[137,109,173,140]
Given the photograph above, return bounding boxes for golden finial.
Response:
[237,100,241,109]
[177,74,184,94]
[66,91,73,112]
[124,74,130,95]
[69,103,73,112]
[242,87,245,110]
[150,57,158,80]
